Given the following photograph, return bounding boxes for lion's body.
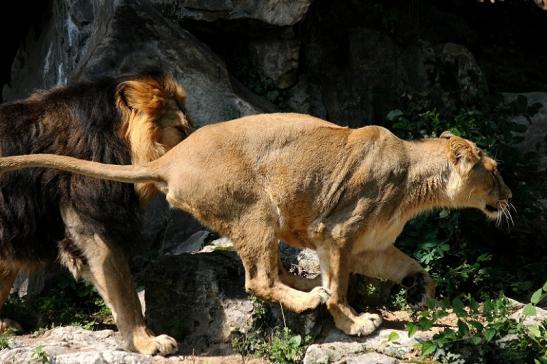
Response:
[0,73,191,354]
[0,79,139,264]
[0,112,512,338]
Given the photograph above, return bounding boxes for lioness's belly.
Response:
[351,219,406,254]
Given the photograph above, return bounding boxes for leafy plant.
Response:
[4,273,113,332]
[31,345,51,364]
[270,326,307,364]
[231,297,310,364]
[407,281,547,363]
[0,331,12,350]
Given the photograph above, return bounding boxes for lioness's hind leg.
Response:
[61,208,177,355]
[236,230,329,313]
[0,268,22,332]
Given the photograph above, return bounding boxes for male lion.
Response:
[0,72,192,354]
[0,113,512,337]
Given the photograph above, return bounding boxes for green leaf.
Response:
[511,123,528,133]
[531,288,544,305]
[452,297,466,317]
[470,336,482,345]
[457,320,469,336]
[528,325,541,337]
[387,109,404,121]
[476,253,492,262]
[468,320,484,332]
[288,335,301,347]
[543,281,547,291]
[421,341,437,357]
[418,317,434,331]
[406,323,417,337]
[388,331,400,342]
[484,327,497,342]
[523,303,537,317]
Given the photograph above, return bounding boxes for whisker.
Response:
[508,202,518,216]
[496,209,502,227]
[502,208,511,230]
[506,207,515,227]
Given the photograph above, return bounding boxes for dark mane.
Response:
[0,76,143,262]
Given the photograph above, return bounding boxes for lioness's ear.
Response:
[115,79,166,116]
[447,137,481,175]
[440,130,456,139]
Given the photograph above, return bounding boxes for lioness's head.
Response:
[441,131,512,221]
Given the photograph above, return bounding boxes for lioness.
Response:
[0,113,512,336]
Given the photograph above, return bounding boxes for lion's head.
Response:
[115,72,192,202]
[441,131,513,222]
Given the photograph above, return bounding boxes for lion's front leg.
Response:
[350,246,435,305]
[319,246,382,336]
[61,208,177,355]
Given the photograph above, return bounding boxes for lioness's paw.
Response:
[401,272,435,307]
[311,286,332,304]
[134,333,178,355]
[349,313,382,336]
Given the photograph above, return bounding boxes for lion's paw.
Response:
[153,334,178,355]
[348,313,383,336]
[133,333,178,356]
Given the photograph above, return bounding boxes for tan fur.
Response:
[0,113,512,337]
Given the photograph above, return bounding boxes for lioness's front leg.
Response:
[62,208,177,355]
[319,246,382,336]
[351,246,435,304]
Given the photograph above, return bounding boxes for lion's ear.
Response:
[447,137,481,175]
[115,79,166,116]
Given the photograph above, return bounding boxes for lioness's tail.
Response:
[0,154,164,184]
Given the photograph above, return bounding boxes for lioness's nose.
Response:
[505,188,512,200]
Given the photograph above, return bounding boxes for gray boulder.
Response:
[150,0,313,26]
[0,325,253,363]
[249,39,300,89]
[144,252,253,353]
[3,0,273,125]
[505,92,547,170]
[305,27,488,126]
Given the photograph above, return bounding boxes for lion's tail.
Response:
[0,154,163,184]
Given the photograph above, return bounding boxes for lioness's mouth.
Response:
[485,204,498,213]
